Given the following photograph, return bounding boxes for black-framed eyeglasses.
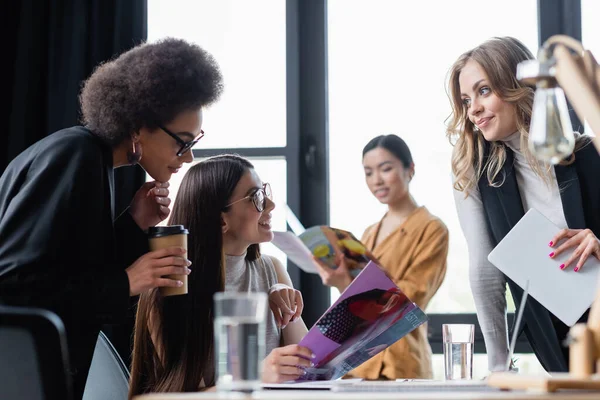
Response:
[157,123,204,157]
[226,183,272,212]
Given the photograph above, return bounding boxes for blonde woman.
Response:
[446,37,600,373]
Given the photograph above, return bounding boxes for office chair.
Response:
[83,331,130,400]
[0,305,72,400]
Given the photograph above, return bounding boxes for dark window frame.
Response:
[191,0,583,353]
[191,0,332,328]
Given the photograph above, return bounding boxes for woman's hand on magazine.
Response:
[268,284,303,329]
[549,228,600,272]
[312,253,353,293]
[262,344,315,383]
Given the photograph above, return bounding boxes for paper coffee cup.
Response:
[148,225,189,296]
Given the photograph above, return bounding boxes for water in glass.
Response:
[214,316,265,392]
[444,341,473,380]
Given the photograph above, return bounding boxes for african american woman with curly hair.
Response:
[0,37,223,398]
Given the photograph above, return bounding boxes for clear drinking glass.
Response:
[214,292,268,392]
[443,324,474,380]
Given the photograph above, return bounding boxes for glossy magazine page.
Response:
[271,225,375,275]
[297,261,428,381]
[299,226,373,276]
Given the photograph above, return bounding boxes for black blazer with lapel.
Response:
[477,140,600,372]
[0,126,148,396]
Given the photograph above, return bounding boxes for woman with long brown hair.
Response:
[446,36,600,373]
[129,155,312,396]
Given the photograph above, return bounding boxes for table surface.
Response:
[133,386,600,400]
[133,392,600,400]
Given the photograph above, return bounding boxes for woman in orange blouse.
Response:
[314,134,449,379]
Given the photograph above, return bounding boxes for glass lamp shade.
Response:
[528,86,575,164]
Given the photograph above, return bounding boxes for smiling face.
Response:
[137,107,203,182]
[362,147,413,205]
[222,169,275,252]
[458,59,518,142]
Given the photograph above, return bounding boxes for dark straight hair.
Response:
[362,134,413,168]
[129,154,260,397]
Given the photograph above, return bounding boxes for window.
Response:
[327,0,538,310]
[146,0,574,379]
[148,0,286,149]
[148,0,290,266]
[582,0,600,137]
[327,0,543,378]
[582,0,600,58]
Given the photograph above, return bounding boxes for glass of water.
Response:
[442,324,474,380]
[214,292,268,392]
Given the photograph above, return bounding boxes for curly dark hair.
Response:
[80,37,223,146]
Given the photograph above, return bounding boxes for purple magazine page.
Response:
[296,261,428,381]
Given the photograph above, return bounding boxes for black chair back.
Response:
[0,305,72,400]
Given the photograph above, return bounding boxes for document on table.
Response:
[262,378,363,390]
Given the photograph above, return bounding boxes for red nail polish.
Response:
[549,252,555,258]
[549,241,553,247]
[574,267,579,272]
[560,264,565,270]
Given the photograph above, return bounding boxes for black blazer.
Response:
[477,140,600,372]
[0,126,148,396]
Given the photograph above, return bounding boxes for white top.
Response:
[452,132,568,371]
[225,253,282,355]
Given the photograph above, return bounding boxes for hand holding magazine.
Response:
[294,261,428,381]
[272,226,377,276]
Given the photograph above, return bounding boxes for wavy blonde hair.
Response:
[446,37,542,193]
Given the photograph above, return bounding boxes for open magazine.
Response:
[295,261,428,381]
[272,226,375,276]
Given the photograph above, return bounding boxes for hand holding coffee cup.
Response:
[125,246,191,296]
[148,225,190,296]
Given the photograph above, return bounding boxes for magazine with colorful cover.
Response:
[295,261,428,381]
[271,226,376,276]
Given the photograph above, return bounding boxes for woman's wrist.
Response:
[335,275,353,293]
[268,283,291,294]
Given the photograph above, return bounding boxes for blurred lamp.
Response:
[517,35,600,163]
